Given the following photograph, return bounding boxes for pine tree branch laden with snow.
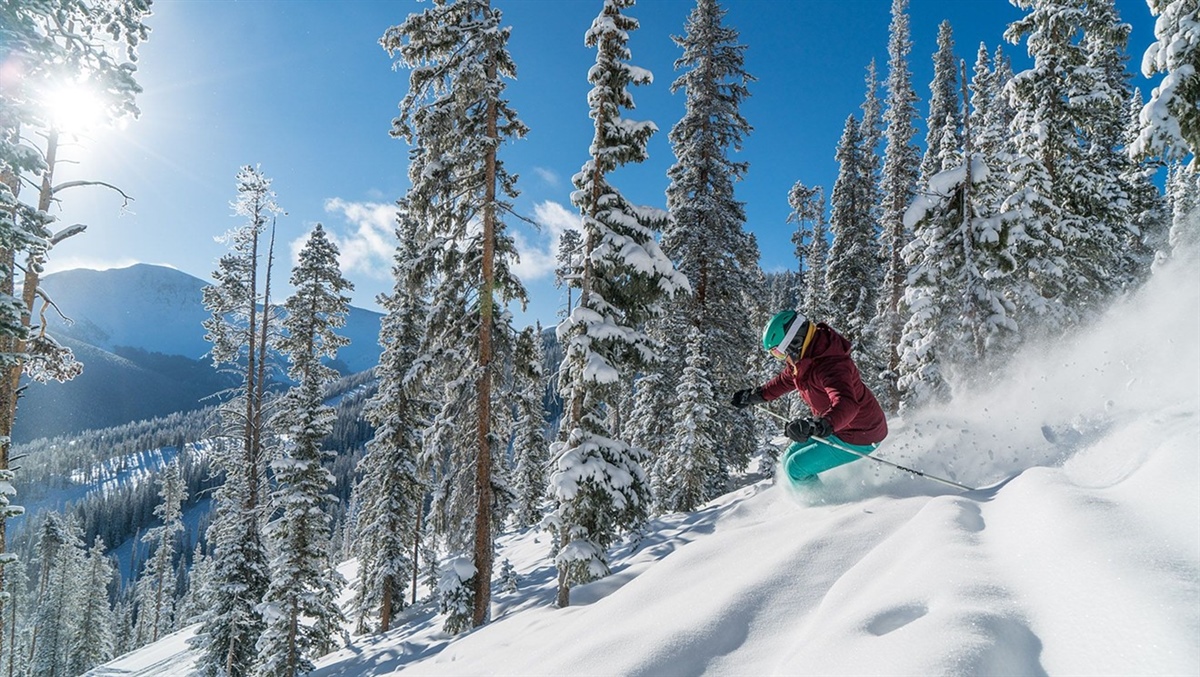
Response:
[1132,0,1199,163]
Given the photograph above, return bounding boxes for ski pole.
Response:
[753,405,976,492]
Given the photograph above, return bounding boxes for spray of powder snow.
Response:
[788,224,1200,503]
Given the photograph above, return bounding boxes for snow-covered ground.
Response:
[91,250,1199,676]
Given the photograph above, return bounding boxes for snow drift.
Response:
[94,246,1199,676]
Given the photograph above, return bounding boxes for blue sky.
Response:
[48,0,1160,330]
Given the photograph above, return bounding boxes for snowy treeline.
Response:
[0,365,380,677]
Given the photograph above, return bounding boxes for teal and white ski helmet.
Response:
[762,310,806,353]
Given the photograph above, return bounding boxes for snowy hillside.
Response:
[42,265,215,359]
[94,252,1199,676]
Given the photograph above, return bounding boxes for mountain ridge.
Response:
[13,263,382,442]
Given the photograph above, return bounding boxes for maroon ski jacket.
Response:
[759,323,888,446]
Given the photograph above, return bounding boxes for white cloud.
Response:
[302,198,396,280]
[308,197,579,287]
[511,200,581,281]
[532,166,561,187]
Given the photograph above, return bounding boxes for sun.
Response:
[42,83,106,133]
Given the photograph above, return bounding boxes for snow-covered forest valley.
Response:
[2,0,1198,676]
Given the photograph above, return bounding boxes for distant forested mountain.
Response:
[11,264,384,443]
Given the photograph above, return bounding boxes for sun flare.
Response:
[43,83,105,133]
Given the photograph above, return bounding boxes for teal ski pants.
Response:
[783,435,879,483]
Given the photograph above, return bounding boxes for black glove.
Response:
[784,417,833,443]
[731,388,766,409]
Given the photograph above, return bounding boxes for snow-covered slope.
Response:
[42,264,215,359]
[93,251,1200,676]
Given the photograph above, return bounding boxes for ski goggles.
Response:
[768,317,806,361]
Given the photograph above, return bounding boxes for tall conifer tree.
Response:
[825,115,877,346]
[195,167,280,677]
[510,326,549,528]
[256,224,352,675]
[655,0,757,506]
[68,539,115,675]
[788,183,829,320]
[921,21,962,182]
[875,0,922,411]
[134,461,185,645]
[384,0,529,630]
[550,0,688,608]
[353,205,429,634]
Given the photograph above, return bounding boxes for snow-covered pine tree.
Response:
[0,543,29,676]
[1166,161,1200,255]
[550,0,689,609]
[626,371,675,498]
[1121,89,1171,282]
[972,44,1015,176]
[652,327,718,513]
[28,514,84,677]
[511,325,549,529]
[964,43,1024,368]
[555,229,584,320]
[895,34,963,409]
[1003,0,1144,330]
[921,21,962,182]
[134,460,186,645]
[384,0,529,631]
[859,58,885,258]
[875,0,923,412]
[255,224,352,676]
[656,0,758,502]
[1132,0,1200,162]
[825,114,878,346]
[175,542,211,630]
[788,182,829,320]
[68,539,116,675]
[1000,0,1084,333]
[0,2,150,643]
[353,204,429,635]
[899,55,1024,406]
[1060,0,1136,311]
[195,166,282,677]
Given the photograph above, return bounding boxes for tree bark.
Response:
[472,52,498,629]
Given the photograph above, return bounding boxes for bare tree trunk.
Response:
[472,54,498,629]
[380,576,393,634]
[252,224,275,512]
[0,151,19,675]
[411,506,422,606]
[244,208,260,512]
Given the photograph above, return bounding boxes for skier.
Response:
[732,310,888,485]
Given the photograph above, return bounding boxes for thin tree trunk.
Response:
[0,155,17,677]
[412,507,422,606]
[252,223,276,512]
[472,54,498,629]
[244,210,260,513]
[380,576,393,634]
